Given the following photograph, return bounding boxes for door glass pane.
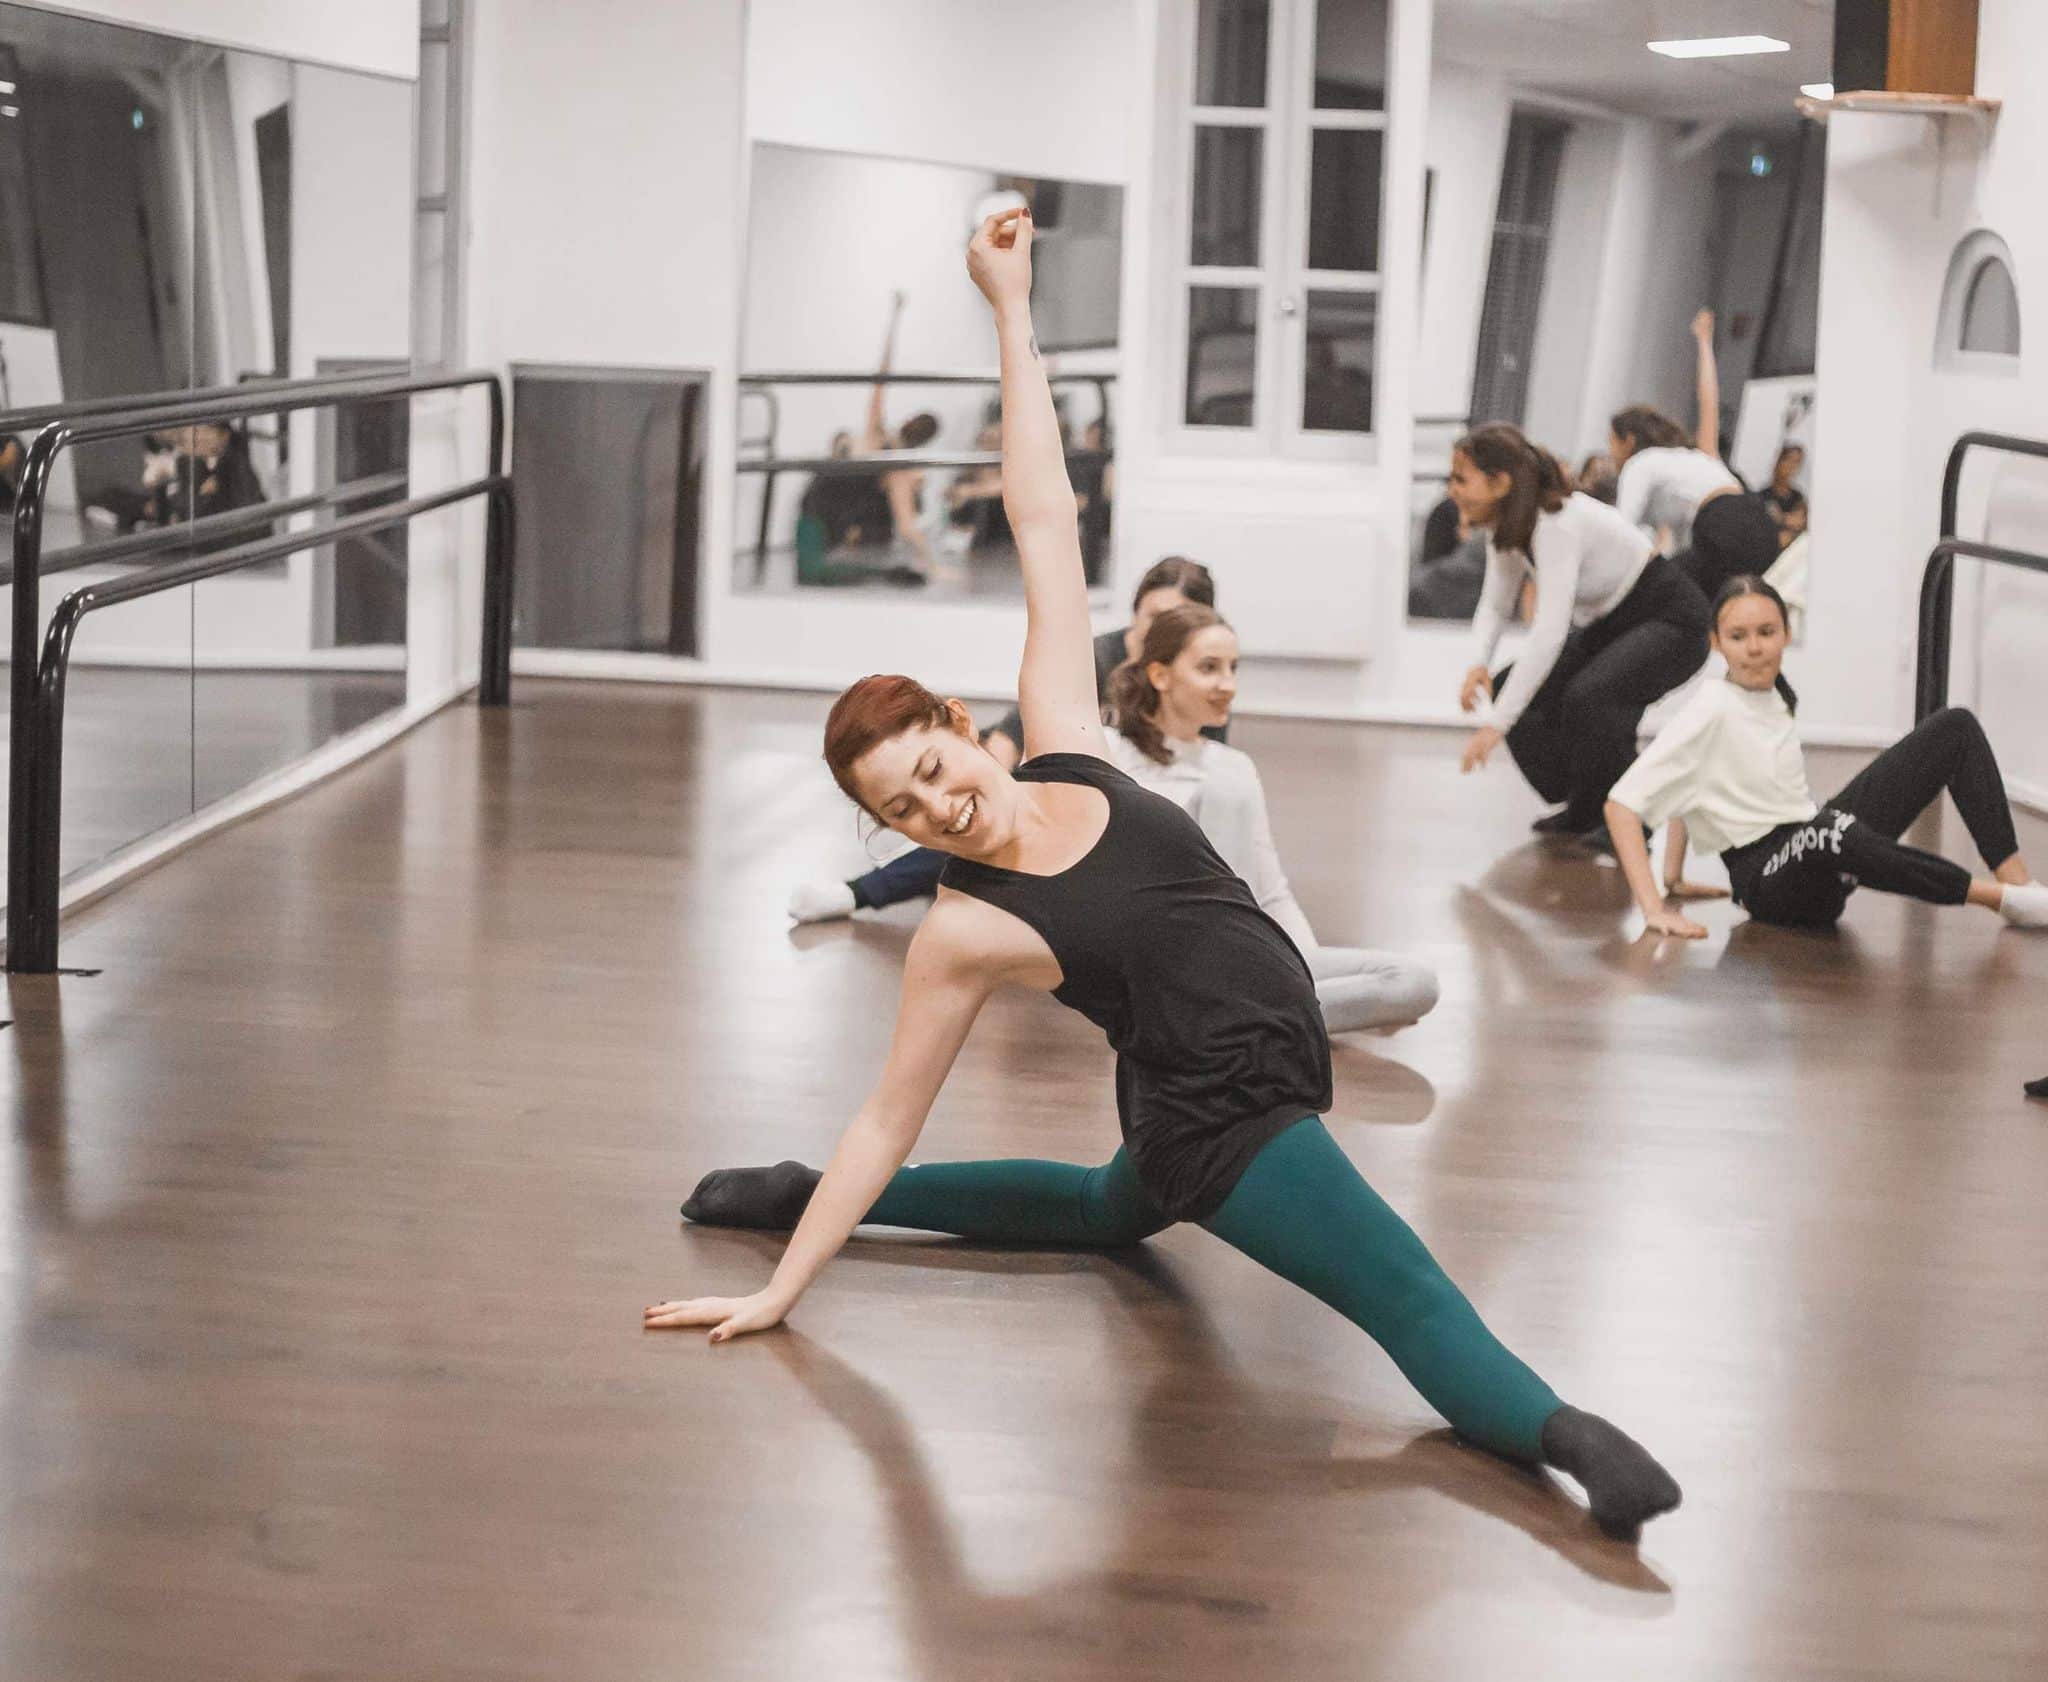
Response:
[1307,128,1382,271]
[1313,0,1388,110]
[1185,286,1257,427]
[514,368,704,654]
[1302,290,1375,432]
[1190,127,1262,267]
[1195,0,1269,108]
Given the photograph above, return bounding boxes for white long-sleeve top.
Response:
[1470,491,1654,730]
[1614,446,1738,546]
[1606,675,1817,854]
[1103,730,1317,952]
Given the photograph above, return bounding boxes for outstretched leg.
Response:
[1306,944,1440,1033]
[683,1147,1171,1247]
[1828,707,2022,868]
[1203,1118,1680,1537]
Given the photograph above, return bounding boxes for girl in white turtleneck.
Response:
[1104,604,1439,1033]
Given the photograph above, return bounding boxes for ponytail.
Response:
[1775,673,1800,715]
[1452,422,1569,556]
[1105,603,1227,765]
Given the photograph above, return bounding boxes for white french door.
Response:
[1167,0,1390,461]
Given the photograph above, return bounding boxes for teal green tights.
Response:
[866,1116,1562,1462]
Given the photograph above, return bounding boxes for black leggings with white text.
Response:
[1722,707,2020,928]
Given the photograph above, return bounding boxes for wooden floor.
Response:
[4,679,2045,1682]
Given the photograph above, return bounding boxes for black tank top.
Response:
[940,753,1331,1222]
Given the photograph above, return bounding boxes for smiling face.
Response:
[1446,448,1511,531]
[1713,591,1788,692]
[851,713,1020,858]
[1149,623,1239,740]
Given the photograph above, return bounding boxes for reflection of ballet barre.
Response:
[737,367,1115,583]
[737,448,1108,476]
[740,447,1112,581]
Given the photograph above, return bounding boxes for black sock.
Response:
[680,1161,822,1230]
[1539,1405,1682,1539]
[1530,807,1581,835]
[2026,1075,2048,1101]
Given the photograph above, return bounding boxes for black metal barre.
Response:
[0,365,407,436]
[1915,432,2048,721]
[7,369,513,973]
[1,468,410,588]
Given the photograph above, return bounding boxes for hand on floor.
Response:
[644,1288,790,1342]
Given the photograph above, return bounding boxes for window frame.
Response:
[1164,0,1389,462]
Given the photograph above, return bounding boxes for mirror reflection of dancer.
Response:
[652,208,1681,1542]
[856,289,940,571]
[1604,576,2048,939]
[1103,603,1438,1033]
[1452,423,1709,841]
[1611,310,1779,597]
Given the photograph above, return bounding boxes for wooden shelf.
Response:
[1797,89,2001,126]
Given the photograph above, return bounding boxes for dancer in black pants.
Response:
[1452,423,1709,838]
[1604,576,2048,938]
[1611,311,1778,597]
[789,556,1223,922]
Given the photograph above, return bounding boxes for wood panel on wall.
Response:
[1834,0,1980,96]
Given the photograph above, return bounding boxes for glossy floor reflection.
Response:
[3,682,2044,1681]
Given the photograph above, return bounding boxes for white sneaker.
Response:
[788,879,857,924]
[1997,879,2048,928]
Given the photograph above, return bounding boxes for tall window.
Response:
[1469,110,1567,428]
[1174,0,1389,455]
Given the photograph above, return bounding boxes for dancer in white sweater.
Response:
[1104,604,1439,1033]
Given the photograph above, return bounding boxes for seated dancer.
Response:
[652,207,1682,1543]
[1604,575,2048,938]
[787,554,1221,922]
[1103,602,1438,1033]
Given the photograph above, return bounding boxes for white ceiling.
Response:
[1433,0,1834,127]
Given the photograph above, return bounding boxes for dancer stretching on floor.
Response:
[648,207,1682,1542]
[1101,600,1438,1033]
[1604,575,2048,938]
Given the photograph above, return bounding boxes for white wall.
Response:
[746,0,1133,183]
[1803,0,2048,797]
[16,0,418,78]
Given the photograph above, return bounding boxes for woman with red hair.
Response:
[647,210,1680,1541]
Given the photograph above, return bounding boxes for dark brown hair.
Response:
[898,412,940,448]
[1452,422,1569,555]
[1711,574,1799,714]
[822,674,960,811]
[1131,555,1215,613]
[1107,604,1229,764]
[1609,405,1688,457]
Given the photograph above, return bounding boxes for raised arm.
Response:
[863,290,907,451]
[1690,309,1720,460]
[967,209,1105,761]
[645,902,994,1340]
